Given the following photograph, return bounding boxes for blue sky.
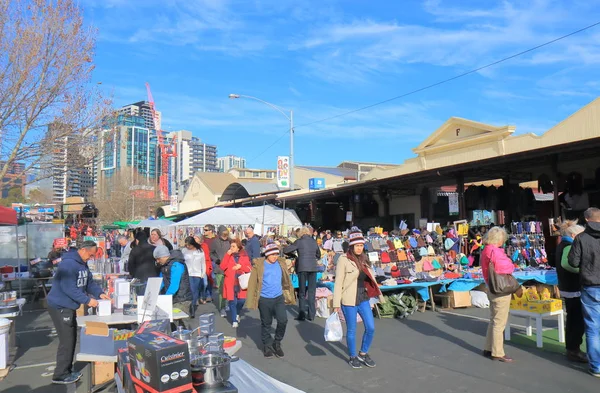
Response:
[85,0,600,171]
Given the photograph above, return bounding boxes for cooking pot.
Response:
[172,326,199,356]
[190,352,232,387]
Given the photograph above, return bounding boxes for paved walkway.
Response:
[1,303,598,392]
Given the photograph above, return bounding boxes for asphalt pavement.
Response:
[1,301,598,393]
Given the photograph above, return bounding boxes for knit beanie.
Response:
[348,227,365,247]
[153,245,170,259]
[264,243,280,257]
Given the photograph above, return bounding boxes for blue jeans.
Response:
[228,296,245,324]
[189,276,206,306]
[581,286,600,372]
[341,300,375,357]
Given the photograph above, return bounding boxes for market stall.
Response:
[169,205,303,246]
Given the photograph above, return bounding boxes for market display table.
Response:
[319,279,454,312]
[77,309,189,327]
[504,309,565,348]
[30,277,53,302]
[113,341,243,393]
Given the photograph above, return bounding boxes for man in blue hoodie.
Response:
[47,240,109,385]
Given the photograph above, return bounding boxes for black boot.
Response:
[273,341,284,358]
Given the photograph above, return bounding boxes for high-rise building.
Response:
[167,130,218,195]
[217,155,246,172]
[118,101,161,131]
[98,115,159,183]
[51,134,96,203]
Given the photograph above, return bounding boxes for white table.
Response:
[77,310,189,327]
[504,309,565,348]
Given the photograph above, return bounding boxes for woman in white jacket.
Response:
[183,236,208,318]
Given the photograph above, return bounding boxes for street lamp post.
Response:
[228,94,294,190]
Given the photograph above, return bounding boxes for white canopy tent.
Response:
[172,205,302,227]
[130,218,173,229]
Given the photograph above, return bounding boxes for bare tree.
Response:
[0,0,112,188]
[91,170,163,225]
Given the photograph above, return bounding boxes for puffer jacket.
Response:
[128,232,158,282]
[568,221,600,287]
[159,250,192,304]
[283,235,321,272]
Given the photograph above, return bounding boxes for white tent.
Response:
[130,218,173,229]
[172,205,302,227]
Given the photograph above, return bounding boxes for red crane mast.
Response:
[145,82,177,201]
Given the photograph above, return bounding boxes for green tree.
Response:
[0,187,25,206]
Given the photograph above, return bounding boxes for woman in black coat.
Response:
[128,232,158,282]
[283,226,321,321]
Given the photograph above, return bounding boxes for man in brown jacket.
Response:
[246,243,296,358]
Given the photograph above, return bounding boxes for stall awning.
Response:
[0,206,17,226]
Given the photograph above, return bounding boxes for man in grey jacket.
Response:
[210,225,231,317]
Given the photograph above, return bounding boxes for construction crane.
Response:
[145,82,177,201]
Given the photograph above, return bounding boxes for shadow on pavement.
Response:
[236,314,264,350]
[401,316,483,356]
[289,307,349,362]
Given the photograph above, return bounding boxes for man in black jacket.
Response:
[210,226,231,317]
[284,226,321,321]
[128,232,158,282]
[47,241,109,385]
[569,207,600,377]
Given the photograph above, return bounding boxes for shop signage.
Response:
[308,178,325,190]
[37,207,55,213]
[448,193,459,215]
[169,195,178,213]
[277,156,290,188]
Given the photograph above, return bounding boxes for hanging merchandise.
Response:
[449,194,459,215]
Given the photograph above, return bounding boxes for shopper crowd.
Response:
[45,207,600,382]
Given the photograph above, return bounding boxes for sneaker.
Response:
[236,315,240,323]
[589,369,600,378]
[232,322,239,328]
[52,373,81,385]
[263,346,274,359]
[273,342,284,358]
[220,310,227,318]
[348,357,363,369]
[357,353,376,368]
[70,371,82,380]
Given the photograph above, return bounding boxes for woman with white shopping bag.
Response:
[221,239,252,328]
[332,227,385,369]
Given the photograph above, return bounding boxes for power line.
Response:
[296,21,600,129]
[247,129,289,163]
[248,20,600,163]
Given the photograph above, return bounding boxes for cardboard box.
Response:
[115,279,130,298]
[97,299,112,316]
[116,295,129,309]
[527,299,563,314]
[93,362,115,385]
[448,291,471,308]
[135,319,170,335]
[79,322,131,356]
[128,331,192,393]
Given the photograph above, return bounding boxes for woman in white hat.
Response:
[333,227,384,369]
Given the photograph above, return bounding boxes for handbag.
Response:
[487,251,520,296]
[238,272,251,290]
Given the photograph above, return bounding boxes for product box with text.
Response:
[127,331,192,393]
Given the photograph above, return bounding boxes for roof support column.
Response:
[551,154,560,220]
[457,172,466,220]
[503,175,512,223]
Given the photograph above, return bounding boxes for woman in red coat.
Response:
[220,238,252,328]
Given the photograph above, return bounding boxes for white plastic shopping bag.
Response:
[238,273,251,290]
[324,312,343,342]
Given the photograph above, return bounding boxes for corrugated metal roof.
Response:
[298,166,357,178]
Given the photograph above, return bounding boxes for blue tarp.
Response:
[318,270,558,302]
